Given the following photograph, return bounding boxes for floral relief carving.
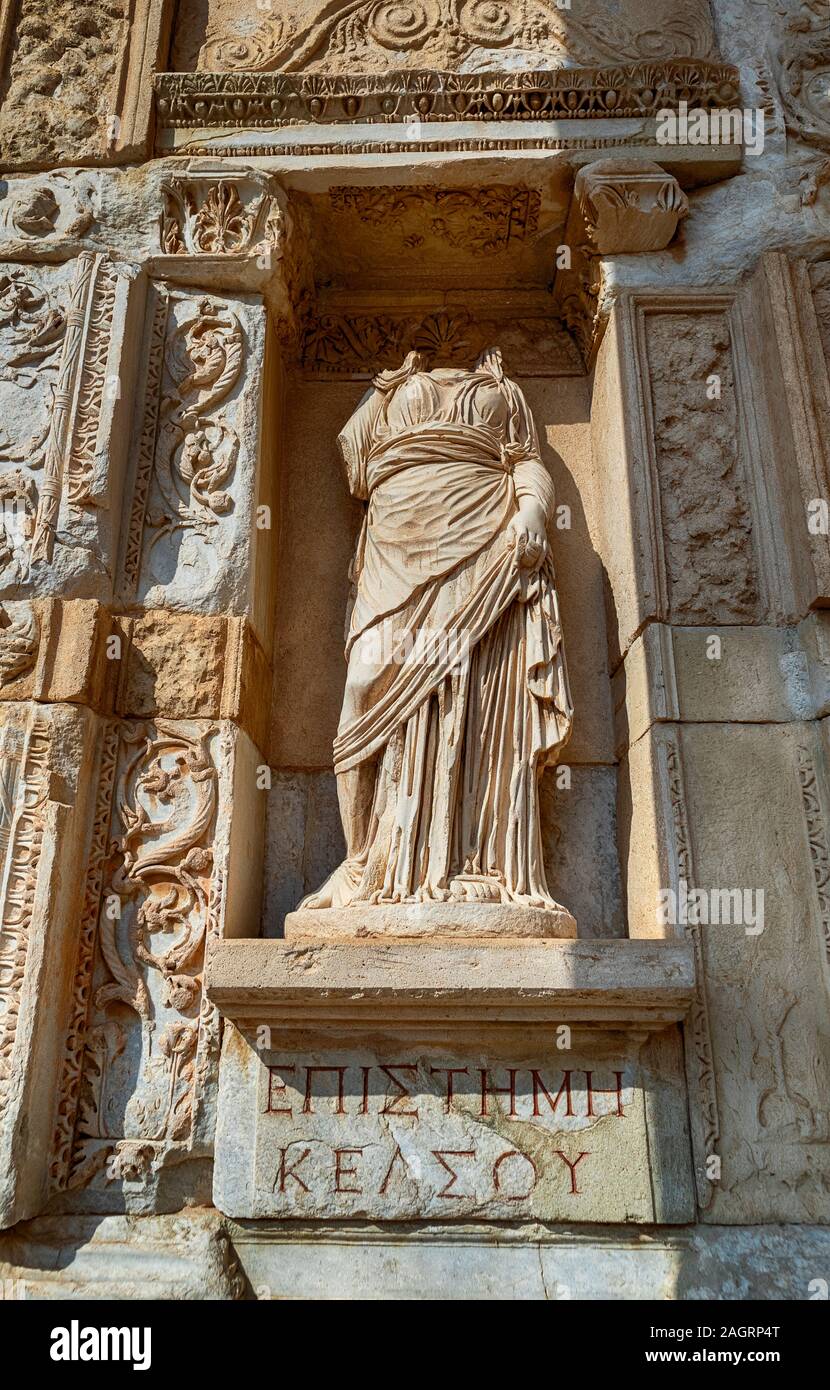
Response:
[160,176,285,258]
[770,0,830,148]
[0,714,50,1124]
[300,306,582,375]
[64,722,220,1188]
[0,603,38,686]
[155,62,741,130]
[0,253,121,574]
[144,298,244,554]
[198,0,716,73]
[329,184,540,255]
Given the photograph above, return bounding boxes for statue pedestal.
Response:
[206,937,697,1225]
[283,901,577,941]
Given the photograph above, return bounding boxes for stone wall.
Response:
[0,0,828,1299]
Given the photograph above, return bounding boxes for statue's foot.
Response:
[298,857,364,910]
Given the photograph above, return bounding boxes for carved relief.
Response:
[198,0,717,73]
[56,721,221,1190]
[155,62,741,130]
[0,174,96,244]
[300,307,583,375]
[644,312,761,623]
[769,0,830,148]
[0,267,66,389]
[329,185,540,256]
[122,286,260,610]
[160,175,285,258]
[576,161,689,255]
[0,254,122,576]
[659,731,719,1211]
[0,604,37,686]
[0,713,50,1123]
[796,745,830,981]
[145,298,243,547]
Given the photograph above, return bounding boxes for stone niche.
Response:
[263,169,624,943]
[203,152,703,1232]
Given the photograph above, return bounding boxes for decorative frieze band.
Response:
[154,61,741,130]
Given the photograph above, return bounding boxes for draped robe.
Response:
[302,352,573,910]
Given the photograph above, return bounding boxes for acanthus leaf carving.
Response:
[0,603,38,686]
[575,160,689,255]
[160,174,286,259]
[329,184,540,255]
[144,298,244,549]
[300,306,583,375]
[59,721,220,1188]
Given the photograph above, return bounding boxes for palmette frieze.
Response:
[299,307,584,375]
[154,61,741,129]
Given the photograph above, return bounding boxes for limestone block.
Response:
[114,611,271,752]
[48,719,266,1217]
[0,1211,247,1299]
[118,284,275,635]
[207,937,696,1029]
[677,721,830,1224]
[0,254,145,601]
[613,622,818,754]
[212,1020,694,1223]
[232,1221,830,1301]
[284,903,577,941]
[540,765,626,939]
[0,599,113,709]
[0,701,102,1229]
[592,292,774,669]
[0,0,173,169]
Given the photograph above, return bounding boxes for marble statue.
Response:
[301,347,573,917]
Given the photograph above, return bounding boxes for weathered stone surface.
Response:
[284,902,577,940]
[213,1022,694,1223]
[206,937,696,1028]
[1,0,830,1303]
[0,702,103,1228]
[0,1210,247,1299]
[234,1221,830,1301]
[0,0,171,169]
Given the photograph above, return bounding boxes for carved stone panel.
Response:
[120,285,269,620]
[214,1024,694,1223]
[50,718,265,1213]
[0,254,141,601]
[178,0,718,73]
[0,701,102,1229]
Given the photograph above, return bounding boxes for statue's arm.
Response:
[506,380,554,522]
[336,385,382,500]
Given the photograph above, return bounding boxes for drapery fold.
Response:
[301,357,572,911]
